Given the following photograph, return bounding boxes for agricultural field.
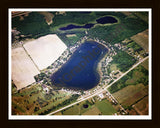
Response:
[141,58,149,70]
[12,47,40,90]
[133,12,148,23]
[82,106,101,115]
[131,29,148,52]
[112,83,148,107]
[60,98,117,115]
[95,99,117,115]
[23,34,67,70]
[133,96,148,115]
[12,83,73,115]
[108,63,149,115]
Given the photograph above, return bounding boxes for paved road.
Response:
[47,56,149,115]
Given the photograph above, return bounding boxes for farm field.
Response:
[61,98,116,115]
[141,58,149,70]
[23,34,67,70]
[12,83,72,115]
[131,29,148,52]
[95,99,117,115]
[133,96,148,115]
[113,84,148,107]
[12,47,40,90]
[133,12,148,23]
[82,106,101,115]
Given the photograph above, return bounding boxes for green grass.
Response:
[62,105,80,115]
[95,99,117,115]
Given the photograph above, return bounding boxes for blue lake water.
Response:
[96,16,118,24]
[59,24,95,31]
[59,16,117,31]
[50,41,108,90]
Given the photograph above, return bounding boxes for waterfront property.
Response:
[51,41,108,90]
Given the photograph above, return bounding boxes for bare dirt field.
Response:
[131,29,148,52]
[133,96,148,115]
[12,47,40,90]
[24,34,67,70]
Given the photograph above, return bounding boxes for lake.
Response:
[96,16,118,24]
[59,16,117,30]
[50,41,108,90]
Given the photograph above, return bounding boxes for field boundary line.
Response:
[47,56,149,115]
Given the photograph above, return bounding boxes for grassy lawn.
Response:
[95,99,117,115]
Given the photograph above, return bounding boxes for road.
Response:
[47,56,149,115]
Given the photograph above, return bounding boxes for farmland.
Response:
[12,47,40,90]
[12,83,75,115]
[59,98,117,115]
[23,34,67,70]
[108,62,149,115]
[131,29,148,52]
[112,83,148,107]
[95,99,117,115]
[133,96,148,115]
[141,58,149,70]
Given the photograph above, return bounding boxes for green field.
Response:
[61,98,116,115]
[82,106,101,115]
[95,99,117,115]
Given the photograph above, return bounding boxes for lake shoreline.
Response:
[51,39,109,91]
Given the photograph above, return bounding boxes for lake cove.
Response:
[50,41,108,90]
[59,16,118,31]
